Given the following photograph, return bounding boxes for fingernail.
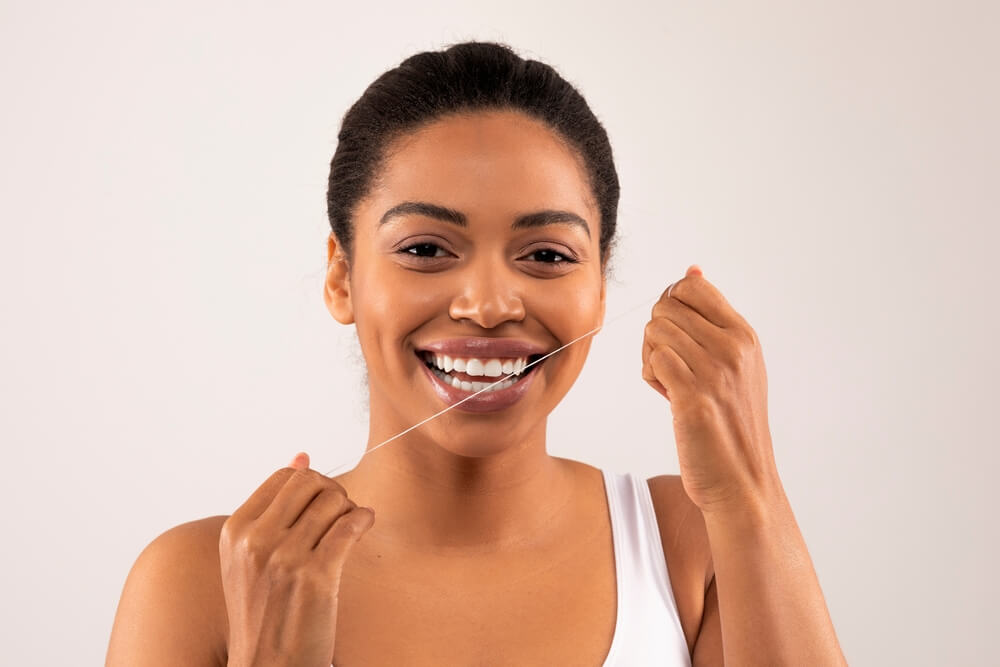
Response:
[687,264,703,276]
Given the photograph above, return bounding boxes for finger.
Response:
[652,294,723,343]
[256,469,347,533]
[643,342,697,403]
[316,507,375,574]
[286,487,356,550]
[643,317,708,377]
[230,467,298,524]
[659,272,747,330]
[641,337,680,390]
[289,452,310,470]
[640,350,671,400]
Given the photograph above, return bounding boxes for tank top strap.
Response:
[601,469,692,666]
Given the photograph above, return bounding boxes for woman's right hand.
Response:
[219,452,374,667]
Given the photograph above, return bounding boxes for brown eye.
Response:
[530,249,571,263]
[524,248,578,265]
[399,242,448,258]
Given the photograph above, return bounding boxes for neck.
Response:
[335,403,574,555]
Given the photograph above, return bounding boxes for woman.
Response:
[106,41,846,666]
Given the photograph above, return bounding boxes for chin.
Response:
[424,429,526,460]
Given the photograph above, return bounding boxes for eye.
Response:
[523,247,579,266]
[398,242,450,259]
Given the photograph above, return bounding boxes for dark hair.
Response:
[326,40,620,270]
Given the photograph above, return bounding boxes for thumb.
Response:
[288,451,310,470]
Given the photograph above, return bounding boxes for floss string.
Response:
[322,290,665,477]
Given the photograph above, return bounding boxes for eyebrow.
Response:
[378,200,590,239]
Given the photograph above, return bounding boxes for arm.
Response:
[106,517,229,667]
[640,268,847,664]
[694,489,847,666]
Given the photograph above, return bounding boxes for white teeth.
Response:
[426,354,531,376]
[423,351,541,383]
[428,366,519,393]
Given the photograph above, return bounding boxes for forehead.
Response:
[365,110,598,227]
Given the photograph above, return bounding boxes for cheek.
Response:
[526,279,603,394]
[534,277,603,335]
[351,267,446,351]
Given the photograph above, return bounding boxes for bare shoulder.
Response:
[646,475,713,585]
[106,515,231,667]
[645,475,715,657]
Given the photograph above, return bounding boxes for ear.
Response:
[598,274,607,327]
[324,234,354,325]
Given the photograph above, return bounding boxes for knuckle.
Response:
[233,532,270,568]
[339,515,365,539]
[333,509,369,540]
[219,518,238,547]
[294,467,346,494]
[718,342,743,370]
[650,347,672,366]
[323,477,348,495]
[290,468,329,495]
[269,467,297,487]
[306,490,352,528]
[350,509,374,535]
[267,547,299,576]
[320,486,352,514]
[241,532,267,557]
[290,467,316,485]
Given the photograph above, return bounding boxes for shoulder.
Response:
[106,515,230,667]
[645,475,713,583]
[645,475,715,655]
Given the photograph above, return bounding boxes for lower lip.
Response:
[417,356,540,413]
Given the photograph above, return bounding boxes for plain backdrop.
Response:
[2,1,997,664]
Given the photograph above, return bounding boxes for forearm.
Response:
[702,488,847,666]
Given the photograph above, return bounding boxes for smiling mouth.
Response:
[415,350,546,393]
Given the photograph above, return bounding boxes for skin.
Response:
[106,110,740,666]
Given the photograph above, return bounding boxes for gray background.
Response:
[2,1,997,664]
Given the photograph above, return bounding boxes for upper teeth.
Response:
[423,352,532,377]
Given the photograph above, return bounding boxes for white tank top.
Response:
[600,470,693,666]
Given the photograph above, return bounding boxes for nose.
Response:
[448,262,526,329]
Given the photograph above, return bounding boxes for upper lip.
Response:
[417,337,550,359]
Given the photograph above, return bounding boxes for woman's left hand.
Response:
[641,265,783,514]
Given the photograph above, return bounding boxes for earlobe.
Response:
[324,235,355,325]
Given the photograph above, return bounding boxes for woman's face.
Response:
[326,110,606,458]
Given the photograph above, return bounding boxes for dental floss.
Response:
[321,292,662,478]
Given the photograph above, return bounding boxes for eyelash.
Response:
[397,242,579,267]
